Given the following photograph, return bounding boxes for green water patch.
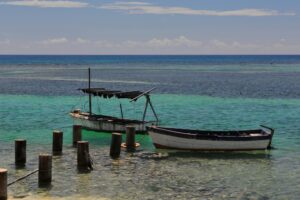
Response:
[1,93,300,199]
[0,93,300,151]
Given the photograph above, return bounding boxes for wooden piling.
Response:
[15,139,26,166]
[73,125,82,147]
[0,169,7,200]
[38,154,52,186]
[126,126,136,152]
[77,141,90,169]
[110,133,122,159]
[52,130,63,155]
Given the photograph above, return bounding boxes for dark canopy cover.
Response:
[80,88,143,100]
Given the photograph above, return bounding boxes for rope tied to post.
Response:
[7,169,39,187]
[85,150,94,170]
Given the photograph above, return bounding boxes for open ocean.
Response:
[0,55,300,199]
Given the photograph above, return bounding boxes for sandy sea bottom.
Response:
[0,94,300,199]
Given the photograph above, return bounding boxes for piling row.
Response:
[0,124,139,198]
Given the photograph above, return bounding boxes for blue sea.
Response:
[0,55,300,199]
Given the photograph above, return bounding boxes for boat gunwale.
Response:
[152,143,268,151]
[147,126,273,141]
[81,126,148,134]
[70,111,147,125]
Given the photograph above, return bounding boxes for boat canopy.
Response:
[80,88,143,100]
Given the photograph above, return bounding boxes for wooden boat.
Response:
[147,125,274,151]
[70,68,159,134]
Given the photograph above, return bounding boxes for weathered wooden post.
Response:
[52,130,63,155]
[77,141,91,170]
[38,154,52,186]
[110,133,122,159]
[73,125,82,147]
[15,139,26,166]
[125,126,136,152]
[0,168,7,200]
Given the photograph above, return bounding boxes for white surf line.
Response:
[0,76,158,85]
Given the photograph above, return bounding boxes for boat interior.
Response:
[78,111,146,124]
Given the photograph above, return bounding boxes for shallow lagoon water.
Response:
[1,55,300,199]
[0,94,300,199]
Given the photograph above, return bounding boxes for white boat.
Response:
[70,111,148,133]
[70,68,159,134]
[147,125,274,151]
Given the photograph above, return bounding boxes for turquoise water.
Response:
[1,55,300,199]
[1,94,300,199]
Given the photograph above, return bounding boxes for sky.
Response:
[0,0,299,55]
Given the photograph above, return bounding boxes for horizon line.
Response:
[0,54,300,56]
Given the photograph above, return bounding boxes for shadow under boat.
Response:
[157,150,273,160]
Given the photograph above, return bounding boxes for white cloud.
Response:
[209,39,261,50]
[1,0,89,8]
[272,38,288,48]
[89,36,202,49]
[279,38,287,43]
[74,37,90,44]
[0,39,10,45]
[100,2,295,17]
[211,39,227,48]
[113,2,150,6]
[95,40,119,48]
[232,41,259,49]
[145,36,202,48]
[41,37,68,45]
[2,37,300,54]
[119,36,202,48]
[36,36,296,52]
[146,38,175,47]
[1,1,295,17]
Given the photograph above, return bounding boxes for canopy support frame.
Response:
[88,68,92,115]
[142,95,159,125]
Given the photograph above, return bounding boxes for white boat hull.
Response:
[70,112,147,133]
[148,128,273,151]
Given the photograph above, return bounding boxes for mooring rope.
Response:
[7,169,39,187]
[85,150,94,170]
